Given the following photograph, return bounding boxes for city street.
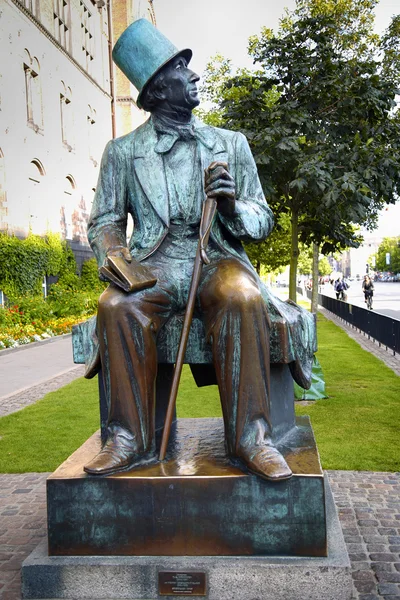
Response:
[320,281,400,320]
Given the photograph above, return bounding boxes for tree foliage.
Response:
[244,212,292,273]
[296,245,332,275]
[200,0,400,300]
[196,54,280,127]
[374,237,400,273]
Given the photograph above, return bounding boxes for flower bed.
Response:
[0,315,93,349]
[0,248,104,349]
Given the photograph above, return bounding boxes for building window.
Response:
[72,196,89,244]
[60,82,73,151]
[24,0,40,19]
[28,159,46,234]
[54,0,70,51]
[80,1,94,72]
[148,0,156,25]
[60,175,76,240]
[0,149,8,231]
[87,105,97,164]
[23,50,43,133]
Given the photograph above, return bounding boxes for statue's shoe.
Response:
[84,426,140,476]
[84,445,136,476]
[238,444,292,482]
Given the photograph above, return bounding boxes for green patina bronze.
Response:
[76,19,318,483]
[112,18,192,110]
[47,417,327,557]
[74,116,317,378]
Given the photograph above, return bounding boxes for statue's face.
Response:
[158,55,200,109]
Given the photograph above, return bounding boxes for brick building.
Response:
[0,0,153,269]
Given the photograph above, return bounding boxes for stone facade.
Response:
[112,0,154,137]
[0,0,153,258]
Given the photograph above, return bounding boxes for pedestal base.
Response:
[46,417,326,557]
[22,475,351,599]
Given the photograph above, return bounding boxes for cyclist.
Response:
[362,275,374,309]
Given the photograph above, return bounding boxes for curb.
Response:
[0,332,72,357]
[0,365,84,404]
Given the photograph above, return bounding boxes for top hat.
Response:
[112,19,192,109]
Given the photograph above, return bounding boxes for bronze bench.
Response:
[72,314,296,444]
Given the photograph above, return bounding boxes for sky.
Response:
[153,0,400,239]
[153,0,399,76]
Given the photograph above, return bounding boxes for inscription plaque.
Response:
[159,571,207,596]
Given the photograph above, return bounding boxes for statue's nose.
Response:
[189,70,200,83]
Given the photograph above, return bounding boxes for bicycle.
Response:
[364,291,373,310]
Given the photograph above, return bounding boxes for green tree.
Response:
[244,212,292,274]
[196,54,280,128]
[296,245,333,276]
[297,246,313,275]
[374,237,400,273]
[202,0,400,301]
[318,256,332,277]
[198,56,291,273]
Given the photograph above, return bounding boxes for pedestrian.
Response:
[335,277,349,301]
[334,277,342,299]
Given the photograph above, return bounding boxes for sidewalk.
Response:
[0,471,398,600]
[0,318,399,600]
[0,335,85,417]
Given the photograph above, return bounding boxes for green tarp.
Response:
[294,355,327,400]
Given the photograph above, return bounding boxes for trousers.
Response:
[97,253,272,456]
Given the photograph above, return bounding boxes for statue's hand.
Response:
[106,246,132,264]
[205,161,236,218]
[99,247,132,282]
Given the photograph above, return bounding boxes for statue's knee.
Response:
[216,274,262,309]
[231,284,262,310]
[98,288,154,332]
[98,288,133,315]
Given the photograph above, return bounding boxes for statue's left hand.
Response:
[99,246,132,282]
[106,246,132,264]
[205,161,236,218]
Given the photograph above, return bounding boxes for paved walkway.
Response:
[0,311,399,599]
[0,471,398,600]
[0,336,85,417]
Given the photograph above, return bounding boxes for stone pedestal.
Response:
[47,417,325,557]
[22,477,351,599]
[22,417,352,599]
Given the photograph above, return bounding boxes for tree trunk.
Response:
[289,208,299,302]
[256,260,261,275]
[311,243,319,314]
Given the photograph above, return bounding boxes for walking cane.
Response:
[159,188,218,461]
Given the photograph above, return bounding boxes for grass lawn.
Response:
[297,314,400,472]
[0,312,398,473]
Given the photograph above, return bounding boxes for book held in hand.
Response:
[100,255,157,293]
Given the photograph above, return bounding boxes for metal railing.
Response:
[298,287,400,356]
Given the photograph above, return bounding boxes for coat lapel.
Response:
[132,118,229,226]
[133,119,169,226]
[194,120,229,199]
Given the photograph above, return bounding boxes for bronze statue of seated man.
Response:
[84,19,316,482]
